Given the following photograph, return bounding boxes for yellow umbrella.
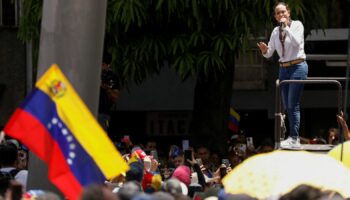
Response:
[328,141,350,170]
[222,150,350,199]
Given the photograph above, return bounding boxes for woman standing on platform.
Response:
[257,2,308,148]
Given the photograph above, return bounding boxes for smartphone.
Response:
[220,166,227,177]
[246,137,254,147]
[150,150,158,160]
[222,158,230,167]
[184,149,192,166]
[196,158,203,166]
[239,144,247,153]
[182,139,189,150]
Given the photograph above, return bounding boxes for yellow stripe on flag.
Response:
[230,107,240,121]
[36,64,129,179]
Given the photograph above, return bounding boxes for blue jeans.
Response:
[279,61,308,138]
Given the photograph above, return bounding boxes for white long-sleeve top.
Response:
[263,20,306,62]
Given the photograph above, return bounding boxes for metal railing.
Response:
[274,78,343,149]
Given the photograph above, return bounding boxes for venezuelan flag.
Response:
[4,64,129,199]
[228,107,240,133]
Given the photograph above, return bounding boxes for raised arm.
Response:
[337,112,350,141]
[284,20,304,48]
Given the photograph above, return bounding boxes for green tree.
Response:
[18,0,43,81]
[19,0,330,151]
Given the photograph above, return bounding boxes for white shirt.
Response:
[263,20,306,62]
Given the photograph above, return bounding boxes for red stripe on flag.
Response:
[228,122,238,133]
[4,108,82,199]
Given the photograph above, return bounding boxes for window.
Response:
[234,49,266,90]
[0,0,20,27]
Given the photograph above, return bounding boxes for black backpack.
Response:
[0,169,20,180]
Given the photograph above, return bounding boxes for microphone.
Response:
[279,21,286,29]
[279,18,286,28]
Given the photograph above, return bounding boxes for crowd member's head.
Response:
[145,140,157,151]
[219,192,257,200]
[328,128,339,145]
[173,154,184,168]
[227,150,242,169]
[152,191,175,200]
[279,184,345,200]
[132,149,147,161]
[0,142,18,168]
[117,181,142,200]
[210,150,222,169]
[125,161,144,183]
[162,178,186,196]
[195,146,211,167]
[257,138,274,154]
[5,139,28,170]
[131,193,153,200]
[79,184,118,200]
[171,166,191,187]
[167,145,182,168]
[160,165,174,181]
[16,149,28,170]
[0,141,29,193]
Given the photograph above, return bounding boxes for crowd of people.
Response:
[0,131,349,200]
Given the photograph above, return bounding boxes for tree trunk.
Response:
[190,61,235,154]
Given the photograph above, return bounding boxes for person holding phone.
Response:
[184,149,193,167]
[183,149,206,189]
[257,2,308,148]
[219,159,230,178]
[196,146,213,172]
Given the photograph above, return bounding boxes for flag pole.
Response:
[27,0,107,194]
